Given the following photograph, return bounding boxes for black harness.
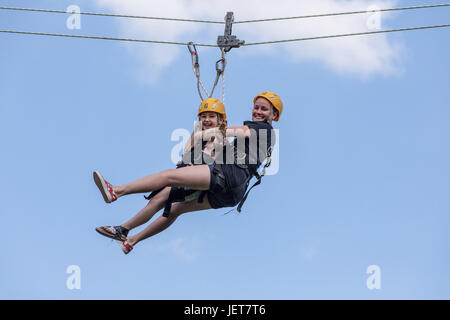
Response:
[145,133,273,216]
[236,146,272,212]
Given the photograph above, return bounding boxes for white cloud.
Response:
[149,237,198,262]
[94,0,403,81]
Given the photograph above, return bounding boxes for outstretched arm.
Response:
[189,125,251,145]
[225,125,251,139]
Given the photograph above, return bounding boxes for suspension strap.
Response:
[221,50,226,104]
[187,42,209,100]
[209,48,226,100]
[187,42,228,103]
[188,11,244,103]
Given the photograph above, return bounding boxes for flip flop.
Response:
[95,225,129,241]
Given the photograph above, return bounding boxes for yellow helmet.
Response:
[198,98,226,120]
[253,91,283,121]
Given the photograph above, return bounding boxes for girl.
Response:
[94,92,283,254]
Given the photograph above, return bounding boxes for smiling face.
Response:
[252,97,278,122]
[199,111,222,130]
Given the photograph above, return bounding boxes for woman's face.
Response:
[199,111,221,130]
[252,97,276,122]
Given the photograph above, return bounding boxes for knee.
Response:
[167,211,183,221]
[169,202,187,218]
[147,193,165,207]
[147,187,170,207]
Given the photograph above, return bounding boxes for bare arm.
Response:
[225,125,251,139]
[199,125,250,140]
[183,120,203,155]
[185,125,250,156]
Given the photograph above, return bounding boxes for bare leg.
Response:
[126,196,212,247]
[120,187,171,231]
[113,165,211,199]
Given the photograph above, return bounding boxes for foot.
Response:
[95,225,129,241]
[93,171,118,203]
[117,240,133,255]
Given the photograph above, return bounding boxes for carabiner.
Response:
[215,58,225,74]
[187,42,197,56]
[187,42,199,65]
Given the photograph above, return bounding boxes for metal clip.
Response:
[187,42,198,59]
[187,42,200,77]
[215,58,225,74]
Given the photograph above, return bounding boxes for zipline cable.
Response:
[1,24,449,47]
[0,30,216,47]
[0,4,449,24]
[234,3,450,24]
[0,6,224,24]
[244,24,450,46]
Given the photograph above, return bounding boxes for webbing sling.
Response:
[162,188,176,217]
[144,187,174,217]
[146,187,202,217]
[236,148,272,212]
[144,188,163,201]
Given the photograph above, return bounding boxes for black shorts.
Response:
[207,163,250,209]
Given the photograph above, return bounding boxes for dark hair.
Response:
[271,106,279,120]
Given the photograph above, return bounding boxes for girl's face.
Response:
[252,97,277,122]
[199,111,220,130]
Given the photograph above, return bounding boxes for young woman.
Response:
[95,98,227,248]
[94,92,283,254]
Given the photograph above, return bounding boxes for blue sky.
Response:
[0,0,449,299]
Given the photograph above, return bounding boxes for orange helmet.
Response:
[253,91,283,121]
[198,98,226,120]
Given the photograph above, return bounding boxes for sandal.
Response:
[95,225,129,241]
[93,171,118,203]
[117,240,133,255]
